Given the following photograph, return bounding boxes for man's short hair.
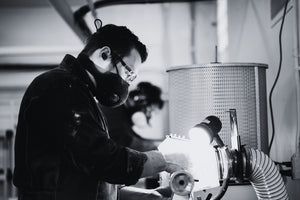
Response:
[81,24,148,64]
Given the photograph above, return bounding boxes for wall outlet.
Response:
[292,154,300,180]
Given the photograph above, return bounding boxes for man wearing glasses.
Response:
[13,22,183,200]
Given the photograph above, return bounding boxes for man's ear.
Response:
[100,46,111,60]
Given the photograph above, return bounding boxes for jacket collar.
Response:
[60,54,96,95]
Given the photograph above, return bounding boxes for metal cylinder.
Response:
[167,63,268,152]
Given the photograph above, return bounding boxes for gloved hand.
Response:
[158,136,192,171]
[141,150,184,178]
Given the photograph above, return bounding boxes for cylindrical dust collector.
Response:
[167,63,268,153]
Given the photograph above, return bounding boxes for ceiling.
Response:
[0,0,216,66]
[50,0,212,41]
[0,0,214,42]
[0,0,85,7]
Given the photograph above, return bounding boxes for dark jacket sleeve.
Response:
[25,81,147,186]
[63,106,148,185]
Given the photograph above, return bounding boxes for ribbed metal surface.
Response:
[167,63,268,152]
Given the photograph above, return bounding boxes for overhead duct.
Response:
[48,0,91,42]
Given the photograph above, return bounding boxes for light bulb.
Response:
[188,126,212,146]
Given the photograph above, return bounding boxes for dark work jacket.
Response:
[13,54,147,200]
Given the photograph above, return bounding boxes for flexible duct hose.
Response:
[247,148,289,200]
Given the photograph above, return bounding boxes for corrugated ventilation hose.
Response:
[247,148,289,200]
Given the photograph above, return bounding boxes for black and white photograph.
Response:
[0,0,299,199]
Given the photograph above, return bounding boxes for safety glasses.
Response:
[112,52,137,83]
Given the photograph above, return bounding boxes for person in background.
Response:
[102,82,164,152]
[102,82,165,190]
[13,20,183,200]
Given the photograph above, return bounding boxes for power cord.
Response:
[268,0,289,155]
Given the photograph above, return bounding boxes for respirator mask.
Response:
[77,53,129,108]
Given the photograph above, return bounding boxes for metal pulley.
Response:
[170,170,194,199]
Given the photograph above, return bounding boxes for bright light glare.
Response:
[158,135,220,191]
[187,126,219,190]
[188,126,211,146]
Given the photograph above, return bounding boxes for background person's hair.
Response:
[81,24,148,65]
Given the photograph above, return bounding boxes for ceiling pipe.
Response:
[86,0,98,19]
[190,1,197,64]
[73,0,205,41]
[47,0,91,42]
[47,0,209,42]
